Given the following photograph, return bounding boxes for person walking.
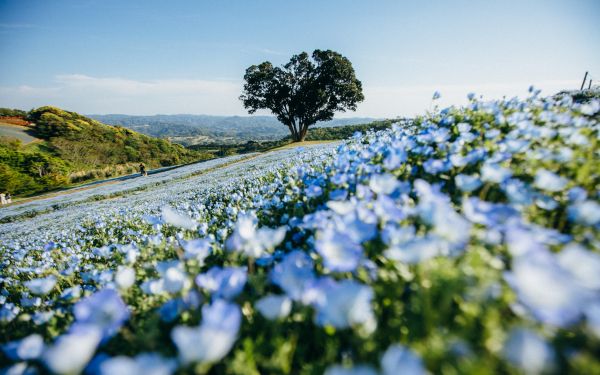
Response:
[139,163,147,176]
[5,193,11,204]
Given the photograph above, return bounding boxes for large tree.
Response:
[240,50,364,142]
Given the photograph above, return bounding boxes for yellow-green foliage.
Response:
[0,106,212,196]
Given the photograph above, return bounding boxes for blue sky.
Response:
[0,0,598,117]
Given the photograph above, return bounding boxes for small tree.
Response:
[240,50,364,142]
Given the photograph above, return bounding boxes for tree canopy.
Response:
[240,49,364,142]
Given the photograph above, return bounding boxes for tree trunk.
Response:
[298,123,309,142]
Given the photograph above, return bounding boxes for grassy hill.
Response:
[0,106,212,197]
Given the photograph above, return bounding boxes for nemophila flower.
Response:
[98,353,177,375]
[557,244,600,290]
[533,169,568,192]
[383,149,407,170]
[3,334,44,361]
[455,174,482,192]
[567,186,587,202]
[462,197,518,227]
[384,235,446,264]
[324,365,378,375]
[502,328,555,375]
[504,249,590,327]
[24,275,56,295]
[314,279,376,332]
[423,158,451,175]
[159,291,202,322]
[481,162,512,184]
[255,294,292,320]
[195,266,247,300]
[43,325,102,375]
[115,266,135,290]
[157,262,188,294]
[432,91,441,100]
[161,206,197,230]
[0,303,20,323]
[305,184,323,198]
[180,238,212,262]
[369,173,400,195]
[171,300,241,364]
[226,213,286,257]
[381,344,425,375]
[270,250,315,300]
[584,303,600,339]
[73,289,130,339]
[315,227,363,272]
[568,200,600,226]
[501,178,534,206]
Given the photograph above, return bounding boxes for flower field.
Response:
[1,89,599,374]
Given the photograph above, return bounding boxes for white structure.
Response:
[0,193,6,205]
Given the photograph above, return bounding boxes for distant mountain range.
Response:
[88,114,379,145]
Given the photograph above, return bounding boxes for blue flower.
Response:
[171,300,241,364]
[24,275,57,295]
[502,328,555,374]
[3,334,44,361]
[305,184,323,198]
[196,266,247,300]
[455,174,482,192]
[315,228,363,272]
[313,279,375,332]
[533,169,568,192]
[504,249,590,327]
[381,344,425,375]
[98,353,177,375]
[161,206,197,230]
[270,250,315,300]
[180,238,212,262]
[43,325,102,375]
[255,294,292,320]
[73,289,130,339]
[568,200,600,226]
[226,213,286,257]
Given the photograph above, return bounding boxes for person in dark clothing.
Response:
[139,163,147,176]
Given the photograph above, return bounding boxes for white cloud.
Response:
[0,74,580,117]
[0,75,245,115]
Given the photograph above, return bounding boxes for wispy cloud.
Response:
[0,74,246,115]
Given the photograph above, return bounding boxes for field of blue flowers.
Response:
[1,88,599,374]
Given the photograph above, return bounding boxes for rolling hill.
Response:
[0,106,212,197]
[88,114,377,145]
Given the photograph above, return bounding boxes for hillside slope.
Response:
[0,106,212,196]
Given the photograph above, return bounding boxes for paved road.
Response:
[0,123,38,143]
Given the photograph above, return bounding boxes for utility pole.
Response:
[589,79,593,90]
[580,71,588,90]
